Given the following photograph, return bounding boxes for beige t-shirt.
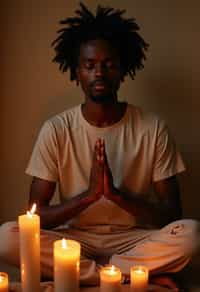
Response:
[26,104,185,231]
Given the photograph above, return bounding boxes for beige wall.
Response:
[1,1,200,221]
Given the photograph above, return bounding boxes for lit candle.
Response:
[18,204,40,292]
[0,273,8,292]
[130,265,148,292]
[54,238,81,292]
[100,265,121,292]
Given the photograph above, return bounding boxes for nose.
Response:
[95,63,105,77]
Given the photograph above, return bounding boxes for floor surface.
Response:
[1,261,200,291]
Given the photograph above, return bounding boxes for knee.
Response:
[0,221,19,263]
[172,218,199,235]
[169,219,200,254]
[184,219,200,253]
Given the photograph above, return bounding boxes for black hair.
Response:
[52,2,148,81]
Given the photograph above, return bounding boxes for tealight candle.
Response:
[0,273,8,292]
[18,204,40,292]
[100,265,121,292]
[54,238,81,292]
[130,265,148,292]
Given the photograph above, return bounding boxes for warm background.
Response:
[1,1,200,223]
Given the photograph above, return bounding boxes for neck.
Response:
[81,100,127,127]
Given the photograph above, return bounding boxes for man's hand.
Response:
[103,141,121,204]
[88,138,120,204]
[87,138,104,202]
[103,142,114,196]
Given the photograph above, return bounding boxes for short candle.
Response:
[100,265,121,292]
[0,272,8,292]
[130,266,148,292]
[54,238,81,292]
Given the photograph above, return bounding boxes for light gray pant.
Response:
[0,219,199,285]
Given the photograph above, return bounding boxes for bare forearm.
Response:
[28,142,104,230]
[38,190,94,229]
[110,188,182,228]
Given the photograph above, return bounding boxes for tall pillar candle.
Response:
[130,266,148,292]
[100,265,121,292]
[18,204,40,292]
[54,238,81,292]
[0,273,8,292]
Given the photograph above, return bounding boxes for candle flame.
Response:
[27,203,36,217]
[62,238,67,249]
[0,274,6,283]
[30,203,36,214]
[137,268,144,274]
[108,265,117,275]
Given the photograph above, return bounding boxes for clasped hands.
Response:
[88,138,120,204]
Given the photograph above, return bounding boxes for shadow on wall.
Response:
[129,65,200,221]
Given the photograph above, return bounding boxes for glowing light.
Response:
[30,203,36,214]
[110,265,116,275]
[0,272,8,289]
[62,238,67,249]
[27,203,37,217]
[136,268,144,274]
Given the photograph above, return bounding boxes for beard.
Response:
[89,90,116,104]
[90,94,113,104]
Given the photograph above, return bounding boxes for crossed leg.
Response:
[0,222,100,285]
[0,219,199,288]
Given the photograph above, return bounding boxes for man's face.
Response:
[76,39,123,104]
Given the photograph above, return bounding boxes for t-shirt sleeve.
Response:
[25,121,58,182]
[152,119,186,182]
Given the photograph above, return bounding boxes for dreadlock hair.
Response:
[52,2,148,81]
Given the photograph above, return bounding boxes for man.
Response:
[0,2,199,289]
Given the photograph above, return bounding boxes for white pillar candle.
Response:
[100,265,121,292]
[0,273,8,292]
[54,238,81,292]
[130,265,148,292]
[18,204,40,292]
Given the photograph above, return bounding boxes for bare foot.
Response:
[150,274,180,291]
[121,274,130,284]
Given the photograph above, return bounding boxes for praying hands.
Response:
[88,138,120,204]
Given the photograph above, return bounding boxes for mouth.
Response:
[92,81,108,91]
[94,84,106,91]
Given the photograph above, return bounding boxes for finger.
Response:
[95,138,104,163]
[98,139,106,163]
[96,144,102,162]
[103,149,113,180]
[100,144,105,163]
[97,154,102,162]
[103,144,108,166]
[94,139,101,152]
[94,139,101,161]
[100,138,105,147]
[96,138,101,148]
